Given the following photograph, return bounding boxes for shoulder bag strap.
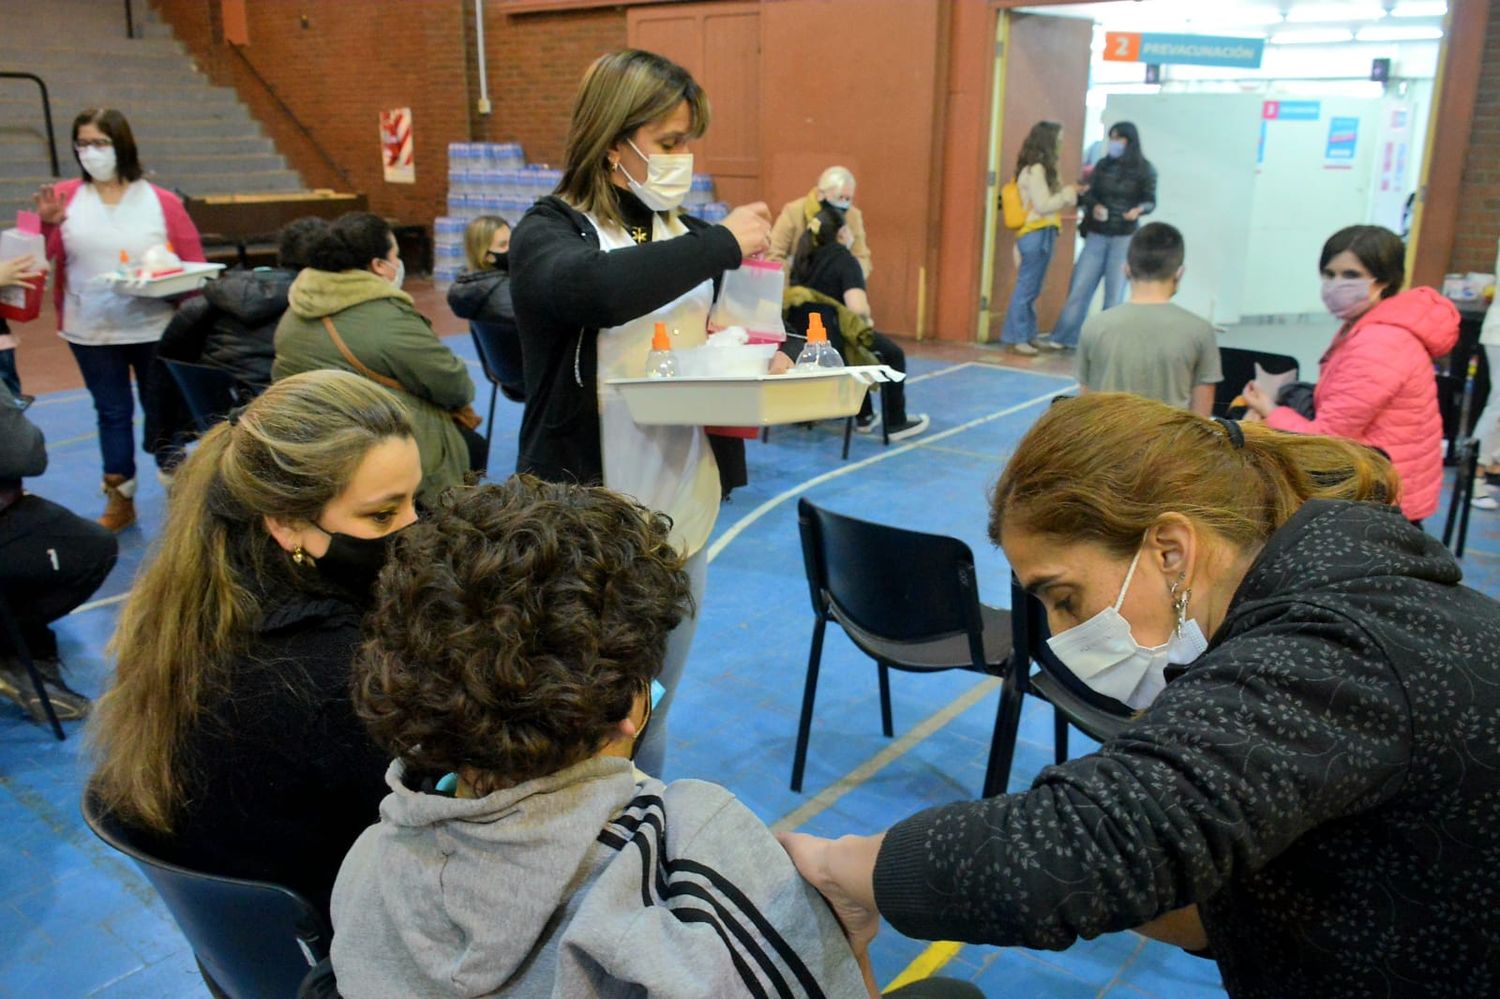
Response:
[321,316,405,393]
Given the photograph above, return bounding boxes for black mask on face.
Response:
[310,524,405,599]
[817,200,847,227]
[485,250,508,271]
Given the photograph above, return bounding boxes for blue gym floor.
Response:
[5,334,1499,997]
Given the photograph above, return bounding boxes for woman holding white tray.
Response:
[509,49,774,777]
[35,108,205,532]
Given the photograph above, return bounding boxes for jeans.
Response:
[633,544,708,777]
[0,349,18,396]
[1476,345,1500,465]
[68,341,160,480]
[0,495,118,658]
[1000,226,1059,345]
[1050,233,1132,348]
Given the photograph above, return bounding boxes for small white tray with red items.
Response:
[607,365,904,427]
[103,261,225,298]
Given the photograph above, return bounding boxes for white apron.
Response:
[60,181,174,346]
[589,210,721,557]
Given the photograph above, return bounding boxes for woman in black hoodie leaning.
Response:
[507,48,774,778]
[1047,121,1157,350]
[784,393,1500,999]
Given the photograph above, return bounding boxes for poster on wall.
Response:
[380,108,415,184]
[1324,116,1360,170]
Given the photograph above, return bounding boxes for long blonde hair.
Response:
[89,371,414,832]
[991,393,1401,555]
[556,49,710,232]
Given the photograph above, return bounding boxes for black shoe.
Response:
[887,414,931,441]
[0,664,90,723]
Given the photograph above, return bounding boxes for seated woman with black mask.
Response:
[88,369,421,920]
[787,204,928,441]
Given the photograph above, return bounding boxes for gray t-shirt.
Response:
[1076,301,1223,410]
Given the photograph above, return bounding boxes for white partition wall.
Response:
[1103,93,1262,324]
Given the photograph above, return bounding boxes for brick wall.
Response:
[469,5,629,167]
[1451,9,1500,276]
[152,0,473,224]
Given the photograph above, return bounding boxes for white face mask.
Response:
[379,256,405,291]
[619,137,693,212]
[78,146,118,182]
[1045,546,1208,711]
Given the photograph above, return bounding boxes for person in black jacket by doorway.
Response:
[784,393,1500,999]
[1048,122,1157,350]
[147,216,328,475]
[447,214,524,403]
[509,49,776,778]
[89,370,420,921]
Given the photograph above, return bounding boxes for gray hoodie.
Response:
[331,756,868,998]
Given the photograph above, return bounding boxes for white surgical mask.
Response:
[619,138,693,212]
[1045,546,1208,711]
[78,146,118,182]
[388,257,405,291]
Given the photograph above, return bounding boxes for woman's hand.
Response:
[722,202,772,259]
[778,831,883,954]
[0,254,46,288]
[1242,380,1275,418]
[768,351,794,375]
[1092,204,1109,223]
[1123,206,1144,222]
[33,184,66,225]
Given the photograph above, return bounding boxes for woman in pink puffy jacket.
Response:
[1244,225,1458,526]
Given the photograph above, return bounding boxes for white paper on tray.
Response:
[1251,362,1296,400]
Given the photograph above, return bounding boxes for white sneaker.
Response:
[1008,342,1039,356]
[1039,340,1067,351]
[1472,495,1499,511]
[855,412,881,435]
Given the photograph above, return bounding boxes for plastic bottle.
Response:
[645,321,678,378]
[795,312,844,369]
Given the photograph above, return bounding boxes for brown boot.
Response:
[99,474,137,532]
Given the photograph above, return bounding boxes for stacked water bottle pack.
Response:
[433,140,730,289]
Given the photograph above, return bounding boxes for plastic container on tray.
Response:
[607,365,903,427]
[709,258,786,344]
[103,262,225,298]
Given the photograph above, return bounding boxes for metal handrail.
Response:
[228,46,356,190]
[124,0,135,38]
[0,72,61,177]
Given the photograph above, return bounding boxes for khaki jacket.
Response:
[768,190,872,278]
[272,269,475,505]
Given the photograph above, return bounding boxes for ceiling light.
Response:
[1271,28,1357,44]
[1285,3,1385,23]
[1390,1,1448,16]
[1355,25,1445,40]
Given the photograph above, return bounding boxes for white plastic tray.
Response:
[104,261,225,298]
[608,365,904,427]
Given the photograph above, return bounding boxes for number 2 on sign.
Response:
[1115,34,1131,57]
[47,548,59,571]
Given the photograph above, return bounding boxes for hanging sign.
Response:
[1104,32,1265,69]
[380,108,415,184]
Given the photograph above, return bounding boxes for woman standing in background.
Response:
[1001,121,1079,356]
[1047,121,1156,350]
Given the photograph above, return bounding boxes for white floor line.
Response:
[69,592,131,616]
[706,385,1070,565]
[31,392,92,407]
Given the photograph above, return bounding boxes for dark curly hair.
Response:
[354,477,692,791]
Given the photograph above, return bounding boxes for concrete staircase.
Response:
[0,0,305,225]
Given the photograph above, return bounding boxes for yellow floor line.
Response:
[886,940,966,991]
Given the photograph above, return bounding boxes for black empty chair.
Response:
[161,359,242,433]
[0,589,65,740]
[1213,347,1300,418]
[794,499,1070,798]
[82,789,330,999]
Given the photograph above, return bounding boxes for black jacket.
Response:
[1080,155,1157,237]
[0,381,45,511]
[159,582,389,922]
[508,195,742,486]
[447,268,524,400]
[874,500,1500,998]
[159,266,293,387]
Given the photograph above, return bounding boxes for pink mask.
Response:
[1321,277,1376,320]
